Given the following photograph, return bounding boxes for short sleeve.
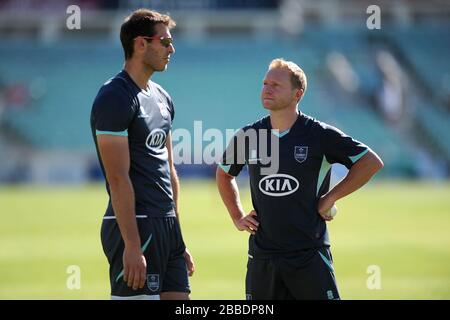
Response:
[320,123,369,169]
[219,129,248,177]
[92,88,135,136]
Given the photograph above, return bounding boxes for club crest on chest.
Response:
[294,146,308,163]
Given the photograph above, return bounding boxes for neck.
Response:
[123,59,153,90]
[269,106,299,132]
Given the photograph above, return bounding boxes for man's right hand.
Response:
[233,210,259,235]
[123,245,147,290]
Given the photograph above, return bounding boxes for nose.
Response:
[263,86,273,96]
[168,43,175,54]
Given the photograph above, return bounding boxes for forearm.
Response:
[327,151,383,202]
[170,165,180,220]
[109,175,140,248]
[216,169,246,223]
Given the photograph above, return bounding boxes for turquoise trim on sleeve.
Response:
[96,130,128,137]
[218,163,231,174]
[349,149,369,164]
[115,234,153,283]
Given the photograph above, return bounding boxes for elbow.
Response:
[106,172,129,189]
[361,150,384,175]
[372,159,384,176]
[377,158,384,171]
[370,152,384,173]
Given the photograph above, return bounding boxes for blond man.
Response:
[216,59,383,300]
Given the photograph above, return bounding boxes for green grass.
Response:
[0,180,449,299]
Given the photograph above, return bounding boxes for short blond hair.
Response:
[269,58,307,94]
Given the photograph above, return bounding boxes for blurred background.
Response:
[0,0,449,300]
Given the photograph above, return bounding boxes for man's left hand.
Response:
[318,194,336,221]
[184,248,195,277]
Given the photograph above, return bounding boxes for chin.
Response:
[154,66,166,72]
[153,62,167,71]
[262,101,274,110]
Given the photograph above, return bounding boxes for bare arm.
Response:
[216,167,259,234]
[166,131,194,276]
[97,134,146,290]
[166,131,180,219]
[318,149,384,220]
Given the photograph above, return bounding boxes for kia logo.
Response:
[258,174,299,197]
[146,129,166,149]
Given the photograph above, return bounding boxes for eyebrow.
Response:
[263,79,281,85]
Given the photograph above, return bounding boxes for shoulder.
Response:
[94,75,134,107]
[241,116,270,132]
[226,117,268,146]
[303,114,344,137]
[92,76,138,120]
[151,81,173,103]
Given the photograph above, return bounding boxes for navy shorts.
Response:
[101,215,190,298]
[245,247,340,300]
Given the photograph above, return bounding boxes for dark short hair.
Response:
[120,9,176,60]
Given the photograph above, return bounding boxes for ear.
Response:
[134,37,146,55]
[295,89,304,102]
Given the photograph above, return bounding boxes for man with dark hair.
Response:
[216,58,384,300]
[90,9,194,300]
